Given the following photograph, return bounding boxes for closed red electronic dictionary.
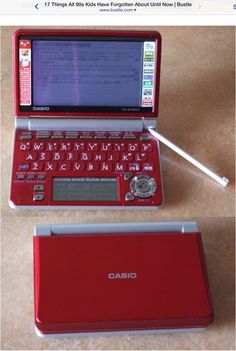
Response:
[34,221,214,336]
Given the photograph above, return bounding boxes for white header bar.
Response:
[0,0,236,18]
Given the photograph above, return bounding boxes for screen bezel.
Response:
[14,29,161,118]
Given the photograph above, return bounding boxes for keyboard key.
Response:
[66,132,78,139]
[101,162,112,171]
[135,153,148,162]
[34,184,44,191]
[125,193,135,201]
[33,194,44,201]
[19,142,31,151]
[73,162,85,171]
[115,163,126,172]
[60,142,72,151]
[114,143,126,152]
[59,162,72,171]
[39,152,51,161]
[128,163,141,171]
[140,134,151,141]
[17,174,25,180]
[36,131,50,139]
[74,143,85,151]
[45,162,57,171]
[33,142,44,151]
[143,163,154,171]
[25,152,38,161]
[141,143,153,152]
[80,136,93,140]
[51,131,64,139]
[124,172,132,180]
[94,132,107,139]
[66,152,78,161]
[53,152,65,161]
[20,133,32,140]
[94,152,106,161]
[128,143,139,152]
[109,132,122,140]
[18,163,29,171]
[80,152,92,161]
[87,162,99,171]
[87,143,99,152]
[101,143,112,152]
[123,132,136,140]
[107,152,120,162]
[46,142,58,151]
[122,153,134,162]
[80,132,93,139]
[36,134,50,139]
[51,132,63,139]
[37,175,45,180]
[27,175,35,180]
[31,162,44,171]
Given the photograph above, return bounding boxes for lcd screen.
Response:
[53,177,118,201]
[32,40,144,107]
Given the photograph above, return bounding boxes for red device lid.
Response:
[14,29,161,119]
[34,229,213,334]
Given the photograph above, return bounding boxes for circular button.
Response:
[136,179,151,193]
[130,176,157,198]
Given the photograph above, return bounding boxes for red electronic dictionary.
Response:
[34,221,214,336]
[10,29,163,209]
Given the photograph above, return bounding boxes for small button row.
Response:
[18,162,154,173]
[16,174,45,181]
[20,131,152,141]
[24,151,149,162]
[19,141,153,153]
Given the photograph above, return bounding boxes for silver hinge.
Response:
[15,117,157,131]
[34,221,199,237]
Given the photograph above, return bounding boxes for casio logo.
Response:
[33,107,50,111]
[108,272,137,279]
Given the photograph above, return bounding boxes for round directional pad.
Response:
[130,175,157,198]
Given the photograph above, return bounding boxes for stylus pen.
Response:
[148,129,229,187]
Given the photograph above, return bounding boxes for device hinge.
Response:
[15,117,157,131]
[142,118,157,130]
[34,225,52,237]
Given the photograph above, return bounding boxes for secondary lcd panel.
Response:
[18,35,157,113]
[53,178,118,201]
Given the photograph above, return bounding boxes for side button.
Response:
[37,175,45,181]
[33,194,44,201]
[124,172,132,181]
[33,185,44,191]
[27,175,35,181]
[125,193,135,201]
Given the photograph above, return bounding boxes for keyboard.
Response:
[10,130,163,207]
[16,130,155,176]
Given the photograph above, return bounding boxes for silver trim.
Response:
[15,117,157,131]
[157,138,165,206]
[34,221,199,237]
[9,201,161,211]
[35,326,207,338]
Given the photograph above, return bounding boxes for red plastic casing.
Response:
[34,231,214,335]
[14,29,162,119]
